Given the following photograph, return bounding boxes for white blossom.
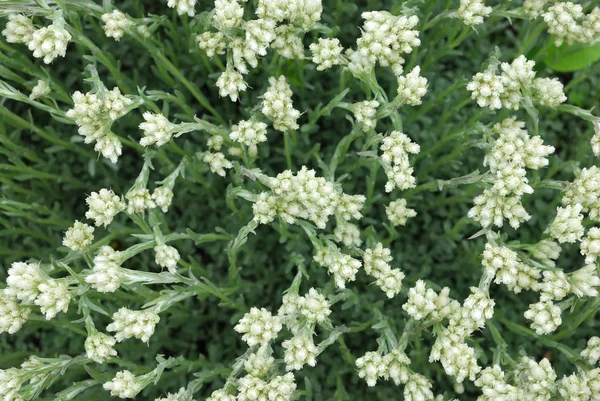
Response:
[569,264,600,298]
[34,279,71,319]
[524,300,562,335]
[103,370,143,399]
[2,14,35,44]
[85,332,118,363]
[154,244,180,273]
[27,24,71,64]
[396,66,428,106]
[309,38,343,70]
[62,220,94,252]
[0,290,30,334]
[101,10,132,41]
[457,0,492,26]
[234,307,282,346]
[106,307,160,343]
[261,75,300,132]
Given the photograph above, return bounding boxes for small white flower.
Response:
[216,67,247,102]
[386,198,417,226]
[467,71,504,110]
[35,279,71,320]
[314,247,361,289]
[234,307,282,346]
[86,188,126,227]
[28,24,71,64]
[203,152,233,176]
[543,2,584,46]
[85,332,118,363]
[126,187,156,214]
[309,38,343,71]
[2,14,35,44]
[86,246,124,293]
[6,261,46,303]
[154,244,180,273]
[557,373,591,401]
[524,300,562,335]
[404,371,434,401]
[207,388,236,401]
[197,31,227,57]
[167,0,197,17]
[353,100,379,131]
[523,0,548,19]
[582,337,600,365]
[106,307,160,343]
[152,186,174,213]
[396,66,428,106]
[533,77,567,107]
[0,290,30,334]
[569,264,600,298]
[230,120,268,147]
[457,0,492,26]
[103,370,143,399]
[62,220,94,252]
[356,351,385,386]
[101,10,132,41]
[539,270,570,301]
[139,112,175,147]
[213,0,244,30]
[548,204,584,244]
[298,288,331,324]
[244,350,274,377]
[261,75,300,132]
[282,335,317,370]
[333,221,362,247]
[29,80,51,100]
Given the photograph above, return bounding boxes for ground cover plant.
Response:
[1,0,600,400]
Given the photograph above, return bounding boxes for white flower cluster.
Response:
[103,370,143,399]
[0,367,23,401]
[430,287,494,383]
[253,166,365,229]
[2,14,71,64]
[523,0,548,18]
[261,75,300,132]
[66,88,133,163]
[396,66,428,106]
[403,280,459,321]
[139,112,176,147]
[353,11,420,75]
[106,307,160,343]
[529,239,561,267]
[569,264,600,298]
[309,38,343,71]
[85,332,118,363]
[386,198,417,226]
[62,220,94,252]
[234,307,282,346]
[86,188,126,227]
[524,300,562,335]
[548,204,584,244]
[539,270,570,301]
[482,243,540,294]
[236,372,296,401]
[457,0,492,26]
[542,3,600,45]
[562,166,600,221]
[333,221,362,247]
[363,243,404,298]
[469,118,554,229]
[474,365,522,401]
[230,119,268,147]
[85,246,124,293]
[582,336,600,366]
[203,151,234,177]
[380,131,420,192]
[353,100,379,131]
[467,55,566,111]
[515,356,557,401]
[282,334,317,370]
[167,0,197,17]
[271,25,304,60]
[29,79,50,100]
[0,290,31,335]
[314,246,362,289]
[154,244,180,273]
[101,10,132,41]
[5,261,71,321]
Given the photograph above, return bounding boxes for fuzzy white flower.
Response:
[197,32,227,57]
[569,264,600,298]
[282,335,317,370]
[167,0,197,16]
[85,332,118,363]
[543,2,584,46]
[271,25,304,59]
[499,55,536,109]
[376,268,405,298]
[6,261,46,303]
[380,131,420,192]
[469,189,531,229]
[396,66,428,106]
[314,247,361,289]
[539,270,570,301]
[216,67,247,102]
[154,244,180,273]
[101,10,132,41]
[430,328,481,382]
[404,371,434,401]
[524,300,561,335]
[457,0,492,26]
[0,290,30,334]
[467,71,504,110]
[298,288,331,324]
[103,370,143,399]
[262,75,300,132]
[475,365,521,401]
[29,80,51,100]
[106,307,160,343]
[152,186,174,213]
[309,38,343,70]
[2,14,35,44]
[203,152,233,176]
[557,373,591,401]
[86,246,123,293]
[244,350,274,377]
[139,112,175,147]
[548,204,584,244]
[386,198,417,226]
[126,187,156,214]
[213,0,244,30]
[234,307,282,346]
[530,239,562,267]
[533,77,567,107]
[86,189,125,227]
[353,100,379,131]
[333,221,362,247]
[403,280,437,320]
[516,356,556,401]
[582,337,600,365]
[63,220,94,252]
[356,351,385,386]
[362,242,392,278]
[524,0,548,19]
[35,279,71,319]
[208,388,236,401]
[230,120,268,147]
[28,24,71,64]
[0,368,23,401]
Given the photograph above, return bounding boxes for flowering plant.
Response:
[1,0,600,400]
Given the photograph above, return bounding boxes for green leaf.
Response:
[548,44,600,72]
